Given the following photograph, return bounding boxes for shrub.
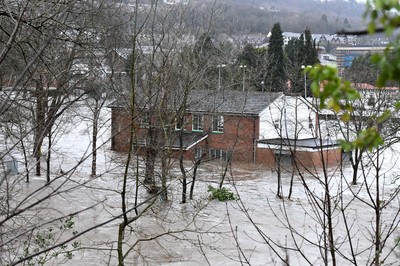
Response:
[208,185,237,201]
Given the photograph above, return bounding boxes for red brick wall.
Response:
[111,108,149,153]
[296,148,342,168]
[111,107,342,169]
[111,108,132,152]
[194,114,259,162]
[256,147,342,169]
[111,108,260,162]
[256,148,276,169]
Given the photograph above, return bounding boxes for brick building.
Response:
[109,90,342,169]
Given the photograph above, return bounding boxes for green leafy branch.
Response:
[307,64,390,152]
[208,185,237,201]
[308,65,360,115]
[21,215,80,265]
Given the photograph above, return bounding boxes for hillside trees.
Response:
[285,28,319,96]
[235,44,271,91]
[343,53,379,85]
[267,23,287,91]
[213,0,364,34]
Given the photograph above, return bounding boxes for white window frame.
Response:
[175,117,184,131]
[139,112,150,128]
[208,149,229,161]
[273,119,281,131]
[212,115,224,133]
[192,114,203,132]
[195,148,203,160]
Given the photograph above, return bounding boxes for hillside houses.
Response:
[228,32,358,50]
[267,32,358,47]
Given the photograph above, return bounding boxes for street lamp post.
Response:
[239,65,247,91]
[301,65,311,98]
[261,81,265,92]
[217,64,226,91]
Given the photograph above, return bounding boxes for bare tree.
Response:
[0,1,141,264]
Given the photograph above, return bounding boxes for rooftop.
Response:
[186,90,283,115]
[258,138,340,149]
[110,89,283,116]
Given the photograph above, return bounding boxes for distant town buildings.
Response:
[335,46,386,76]
[267,32,359,47]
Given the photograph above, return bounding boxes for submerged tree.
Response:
[0,0,130,264]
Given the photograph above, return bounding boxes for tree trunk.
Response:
[91,98,99,177]
[117,222,125,266]
[161,155,168,202]
[288,170,295,199]
[351,148,360,185]
[178,126,187,203]
[373,149,381,266]
[276,147,282,198]
[144,128,157,186]
[219,156,231,189]
[180,152,187,203]
[46,133,51,183]
[20,139,29,183]
[190,158,201,200]
[144,147,156,186]
[33,81,45,176]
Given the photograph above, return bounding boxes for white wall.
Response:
[259,96,318,140]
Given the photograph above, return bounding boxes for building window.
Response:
[212,115,224,133]
[208,149,230,161]
[273,119,280,130]
[192,114,203,131]
[308,117,313,129]
[195,148,203,160]
[140,112,150,128]
[175,117,184,131]
[275,153,292,165]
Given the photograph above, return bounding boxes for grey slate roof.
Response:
[186,90,283,116]
[109,89,283,116]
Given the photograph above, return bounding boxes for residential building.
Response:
[110,90,342,169]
